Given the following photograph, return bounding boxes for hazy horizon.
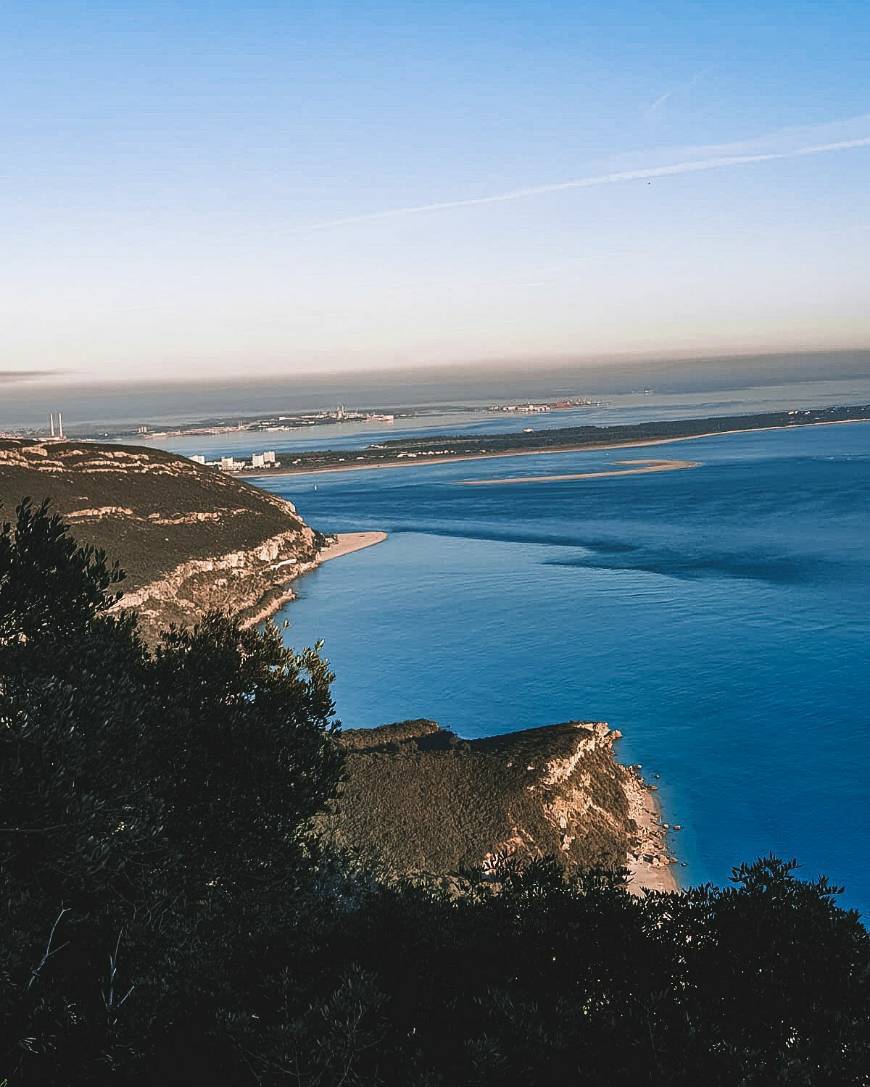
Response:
[3,347,869,430]
[2,2,870,386]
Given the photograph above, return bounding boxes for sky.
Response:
[2,0,870,387]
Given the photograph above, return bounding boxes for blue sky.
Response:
[2,1,869,383]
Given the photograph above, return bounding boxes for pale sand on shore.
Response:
[316,530,388,562]
[623,768,679,894]
[459,457,700,486]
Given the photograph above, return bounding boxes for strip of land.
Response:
[240,405,870,480]
[459,457,700,486]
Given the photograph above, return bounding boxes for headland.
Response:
[0,438,384,639]
[321,719,678,894]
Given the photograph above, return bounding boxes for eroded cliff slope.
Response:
[0,439,321,637]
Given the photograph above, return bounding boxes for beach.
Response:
[316,530,388,562]
[623,768,680,895]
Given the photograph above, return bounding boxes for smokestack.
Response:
[49,413,55,438]
[58,412,64,439]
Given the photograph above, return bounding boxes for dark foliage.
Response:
[1,501,868,1085]
[0,500,340,1084]
[278,856,869,1087]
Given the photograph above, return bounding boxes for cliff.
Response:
[0,438,322,638]
[321,720,677,892]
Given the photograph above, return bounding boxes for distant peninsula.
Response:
[239,403,870,476]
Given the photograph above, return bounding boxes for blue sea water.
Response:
[254,422,870,914]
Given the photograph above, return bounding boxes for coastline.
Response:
[240,415,870,481]
[240,530,387,629]
[623,766,679,894]
[238,528,677,892]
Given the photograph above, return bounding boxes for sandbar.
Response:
[459,457,700,486]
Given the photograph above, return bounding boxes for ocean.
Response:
[253,420,870,915]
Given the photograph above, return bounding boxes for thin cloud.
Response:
[646,68,710,115]
[648,88,676,114]
[0,370,64,384]
[300,122,870,233]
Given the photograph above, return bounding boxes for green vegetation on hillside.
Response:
[1,501,868,1085]
[0,441,322,638]
[0,440,314,591]
[322,721,630,876]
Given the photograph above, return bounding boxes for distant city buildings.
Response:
[189,450,280,472]
[487,398,600,414]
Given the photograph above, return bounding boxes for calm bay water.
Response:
[255,422,870,913]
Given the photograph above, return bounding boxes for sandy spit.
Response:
[316,530,388,561]
[459,457,699,486]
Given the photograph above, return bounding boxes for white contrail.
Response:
[646,68,711,115]
[303,133,870,232]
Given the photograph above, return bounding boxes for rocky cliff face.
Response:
[0,439,320,638]
[322,720,676,893]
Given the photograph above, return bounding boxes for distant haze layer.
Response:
[1,349,869,430]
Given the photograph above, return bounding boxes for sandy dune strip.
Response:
[459,458,700,486]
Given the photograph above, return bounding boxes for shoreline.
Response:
[316,530,388,562]
[622,766,679,894]
[240,415,869,481]
[241,530,387,629]
[241,528,678,891]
